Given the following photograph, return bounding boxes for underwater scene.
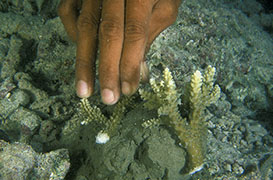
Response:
[0,0,272,179]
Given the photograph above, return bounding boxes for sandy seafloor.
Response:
[0,0,272,179]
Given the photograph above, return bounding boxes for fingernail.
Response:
[122,81,131,95]
[77,80,90,98]
[102,89,117,105]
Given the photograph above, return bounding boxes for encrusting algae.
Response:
[139,65,221,174]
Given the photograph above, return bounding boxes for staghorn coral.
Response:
[63,96,134,144]
[139,65,221,174]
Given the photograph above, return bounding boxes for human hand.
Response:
[58,0,181,105]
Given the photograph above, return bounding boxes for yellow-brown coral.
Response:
[139,65,221,174]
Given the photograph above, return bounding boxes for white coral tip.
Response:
[194,70,202,79]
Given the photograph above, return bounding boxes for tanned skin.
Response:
[58,0,181,105]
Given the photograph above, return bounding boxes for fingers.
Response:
[59,0,181,103]
[140,61,149,83]
[141,0,181,83]
[76,0,101,98]
[99,0,124,105]
[58,0,79,42]
[120,0,156,96]
[146,0,181,51]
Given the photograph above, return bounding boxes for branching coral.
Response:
[77,96,133,144]
[139,66,221,174]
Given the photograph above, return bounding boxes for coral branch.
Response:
[139,65,221,174]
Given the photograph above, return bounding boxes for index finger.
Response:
[75,0,101,98]
[58,0,80,42]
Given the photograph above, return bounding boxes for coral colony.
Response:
[77,96,133,144]
[139,66,220,174]
[76,66,220,174]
